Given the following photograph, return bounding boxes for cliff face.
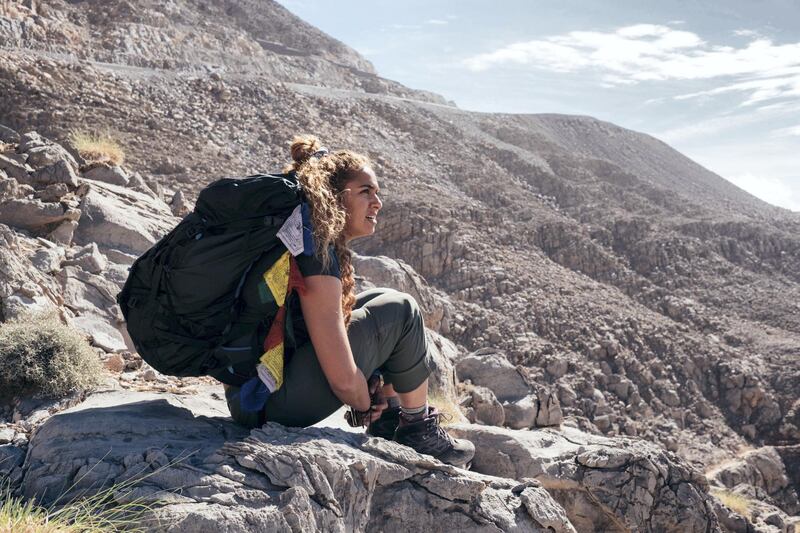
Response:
[1,0,799,525]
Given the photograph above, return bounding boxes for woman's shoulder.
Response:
[295,246,341,279]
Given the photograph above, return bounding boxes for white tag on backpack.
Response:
[277,204,304,256]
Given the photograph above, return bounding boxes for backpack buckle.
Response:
[185,224,203,240]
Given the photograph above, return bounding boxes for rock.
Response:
[74,179,179,256]
[353,253,452,332]
[546,358,569,378]
[171,189,193,217]
[712,447,799,515]
[21,389,576,532]
[66,242,108,273]
[0,198,74,231]
[0,152,31,180]
[29,159,79,188]
[48,219,78,245]
[83,164,130,186]
[70,314,128,352]
[102,353,126,373]
[38,182,70,202]
[465,385,505,426]
[425,329,459,400]
[504,395,539,429]
[0,123,19,143]
[456,348,531,402]
[450,424,720,532]
[18,132,79,171]
[0,427,15,444]
[0,444,25,477]
[31,246,64,273]
[58,266,120,321]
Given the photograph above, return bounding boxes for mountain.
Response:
[1,0,798,516]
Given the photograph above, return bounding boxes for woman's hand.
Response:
[298,274,371,411]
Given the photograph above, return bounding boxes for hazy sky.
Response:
[276,0,800,212]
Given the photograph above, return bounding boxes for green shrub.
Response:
[0,313,103,401]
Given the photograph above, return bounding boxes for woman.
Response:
[224,135,474,468]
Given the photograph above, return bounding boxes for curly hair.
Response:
[286,135,370,325]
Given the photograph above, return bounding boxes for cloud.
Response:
[726,173,800,212]
[773,124,800,137]
[463,24,800,106]
[425,19,448,25]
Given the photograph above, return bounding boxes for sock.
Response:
[387,396,400,409]
[400,403,428,422]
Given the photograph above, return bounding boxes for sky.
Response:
[275,0,800,212]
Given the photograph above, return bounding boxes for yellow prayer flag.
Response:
[264,251,290,306]
[259,342,285,389]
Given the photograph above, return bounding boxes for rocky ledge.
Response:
[17,388,726,532]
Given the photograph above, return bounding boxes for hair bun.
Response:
[290,135,324,164]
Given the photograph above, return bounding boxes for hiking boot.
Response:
[393,407,475,468]
[366,405,401,440]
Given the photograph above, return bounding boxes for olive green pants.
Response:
[225,288,432,429]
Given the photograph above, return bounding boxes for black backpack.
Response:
[117,173,302,385]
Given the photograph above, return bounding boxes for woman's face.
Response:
[341,166,382,242]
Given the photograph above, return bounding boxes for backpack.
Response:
[117,173,303,385]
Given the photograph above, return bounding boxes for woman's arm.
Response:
[298,275,371,411]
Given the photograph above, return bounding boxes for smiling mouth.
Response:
[366,215,377,223]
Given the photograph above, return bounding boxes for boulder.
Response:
[83,164,130,186]
[74,179,179,256]
[0,152,31,180]
[0,123,19,143]
[425,329,459,400]
[29,159,79,188]
[353,253,452,333]
[17,132,79,170]
[70,314,128,353]
[65,242,108,274]
[0,198,77,231]
[450,424,720,533]
[21,389,576,532]
[464,384,505,426]
[456,348,531,402]
[170,189,193,216]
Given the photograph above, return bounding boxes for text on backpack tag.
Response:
[277,204,304,256]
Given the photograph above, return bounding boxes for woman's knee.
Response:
[387,291,423,326]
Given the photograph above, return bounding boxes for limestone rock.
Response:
[21,389,575,532]
[456,348,531,402]
[0,198,75,231]
[70,314,128,353]
[65,242,108,274]
[83,164,130,186]
[464,384,505,426]
[18,132,79,171]
[0,123,19,143]
[425,328,459,400]
[48,219,78,245]
[31,246,64,274]
[353,253,453,333]
[170,189,193,217]
[0,152,31,180]
[74,179,179,256]
[38,182,70,202]
[29,159,79,188]
[450,424,720,532]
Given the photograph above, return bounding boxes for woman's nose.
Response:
[372,194,383,210]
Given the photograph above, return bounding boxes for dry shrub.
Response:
[428,391,467,426]
[712,488,751,517]
[68,132,125,166]
[0,312,103,401]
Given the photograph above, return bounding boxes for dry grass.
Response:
[68,132,125,166]
[712,489,751,517]
[0,312,103,401]
[428,391,467,426]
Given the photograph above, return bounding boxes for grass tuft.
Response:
[712,488,751,517]
[0,312,103,402]
[68,132,125,166]
[428,391,467,426]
